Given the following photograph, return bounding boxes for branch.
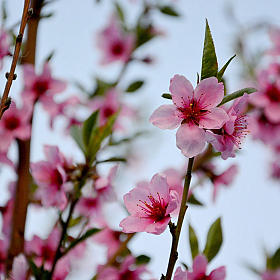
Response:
[0,0,31,120]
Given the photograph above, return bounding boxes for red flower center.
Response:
[111,42,124,55]
[103,106,115,118]
[138,192,167,222]
[5,116,20,130]
[266,84,280,103]
[33,80,49,96]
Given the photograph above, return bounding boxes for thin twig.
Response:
[163,157,195,280]
[0,0,31,120]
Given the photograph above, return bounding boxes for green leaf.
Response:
[135,254,151,265]
[70,125,86,153]
[66,228,101,253]
[45,50,55,62]
[217,54,236,82]
[162,93,172,100]
[126,80,144,93]
[218,87,257,107]
[187,193,203,206]
[136,25,156,48]
[203,217,223,263]
[83,110,99,148]
[189,224,199,260]
[1,1,7,23]
[201,19,218,80]
[267,247,280,270]
[68,216,83,228]
[91,78,115,97]
[159,6,180,17]
[181,262,188,270]
[97,157,127,164]
[115,2,125,22]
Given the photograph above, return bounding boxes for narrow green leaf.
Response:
[136,25,156,48]
[82,110,99,148]
[68,216,83,228]
[91,78,115,97]
[97,157,127,164]
[115,2,124,22]
[187,193,203,206]
[189,224,199,260]
[201,19,218,80]
[159,6,180,17]
[203,217,223,263]
[70,125,86,153]
[45,50,55,62]
[1,1,7,23]
[162,93,172,100]
[181,262,188,270]
[217,54,236,82]
[67,228,101,253]
[267,247,280,270]
[126,80,144,93]
[135,255,151,265]
[218,87,257,107]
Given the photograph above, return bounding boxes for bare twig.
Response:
[0,0,31,120]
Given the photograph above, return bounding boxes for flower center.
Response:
[33,80,49,96]
[103,106,115,118]
[228,115,249,148]
[137,192,167,222]
[5,116,20,130]
[266,84,280,103]
[111,41,124,55]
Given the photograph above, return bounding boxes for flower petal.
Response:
[199,107,229,129]
[208,266,226,280]
[176,124,206,158]
[119,215,152,233]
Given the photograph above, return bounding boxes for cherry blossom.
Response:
[22,63,67,106]
[30,145,72,209]
[0,28,10,69]
[10,254,29,280]
[97,255,148,280]
[0,101,32,152]
[119,173,179,235]
[150,75,229,158]
[267,26,280,56]
[205,94,250,160]
[174,255,226,280]
[262,269,280,280]
[97,15,135,65]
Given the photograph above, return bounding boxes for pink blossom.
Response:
[88,88,135,130]
[97,15,135,65]
[119,173,179,235]
[205,94,250,160]
[262,269,280,280]
[22,63,67,106]
[267,26,280,56]
[0,28,10,69]
[150,75,229,158]
[10,254,29,280]
[174,255,226,280]
[0,101,32,152]
[30,145,71,209]
[97,255,148,280]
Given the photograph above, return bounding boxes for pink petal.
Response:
[192,255,208,276]
[199,107,229,129]
[174,267,187,280]
[264,103,280,123]
[149,173,170,203]
[119,215,152,233]
[169,75,194,107]
[208,266,226,280]
[149,104,182,129]
[145,216,171,234]
[176,124,206,158]
[194,77,224,109]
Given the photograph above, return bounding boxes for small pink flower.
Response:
[262,269,280,280]
[0,28,10,69]
[0,101,32,152]
[267,26,280,56]
[174,255,226,280]
[22,63,66,105]
[150,75,229,158]
[97,15,135,65]
[10,254,29,280]
[205,94,250,160]
[30,145,71,209]
[119,173,179,235]
[97,255,148,280]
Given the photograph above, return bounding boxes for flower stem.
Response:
[163,157,194,280]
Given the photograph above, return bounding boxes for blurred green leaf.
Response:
[135,254,151,265]
[115,1,124,22]
[159,6,180,17]
[189,224,199,260]
[203,217,223,263]
[201,19,218,80]
[162,93,172,100]
[68,216,83,228]
[187,193,203,206]
[91,78,115,97]
[126,80,144,93]
[70,125,86,154]
[217,54,236,82]
[218,87,257,107]
[97,157,126,164]
[1,1,7,23]
[136,25,156,48]
[267,247,280,270]
[83,110,99,148]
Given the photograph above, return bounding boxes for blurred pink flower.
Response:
[10,254,29,280]
[205,94,250,160]
[262,269,280,280]
[267,26,280,56]
[0,101,32,152]
[30,145,71,209]
[174,255,226,280]
[97,255,148,280]
[22,63,66,105]
[119,173,179,235]
[97,15,135,65]
[0,28,10,69]
[150,75,228,158]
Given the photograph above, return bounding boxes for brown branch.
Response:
[5,0,44,274]
[0,0,31,120]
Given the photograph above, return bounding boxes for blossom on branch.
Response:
[119,173,179,235]
[150,75,229,158]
